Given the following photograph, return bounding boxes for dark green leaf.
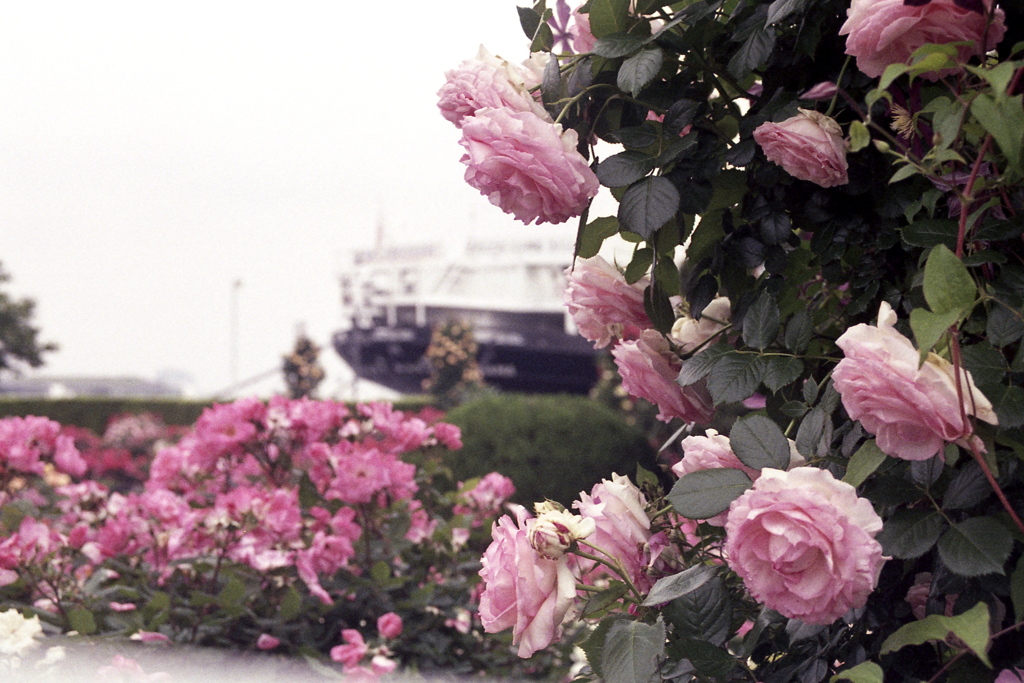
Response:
[645,279,676,333]
[795,406,830,458]
[742,291,780,350]
[900,219,958,249]
[944,462,991,510]
[581,616,627,679]
[761,355,803,393]
[988,384,1024,429]
[670,638,737,678]
[602,618,666,683]
[642,564,718,606]
[1012,555,1024,622]
[987,303,1024,347]
[728,25,775,79]
[619,177,680,239]
[974,216,1024,242]
[587,0,632,37]
[279,586,302,621]
[687,274,718,323]
[960,341,1007,386]
[625,247,654,284]
[759,212,792,245]
[576,216,620,258]
[667,468,752,519]
[592,33,648,58]
[877,509,944,559]
[843,439,887,488]
[664,99,701,136]
[938,516,1013,576]
[612,124,660,149]
[766,0,811,24]
[924,245,976,315]
[780,400,809,418]
[784,310,813,353]
[583,583,632,617]
[517,6,542,40]
[597,151,657,188]
[677,343,734,386]
[730,414,791,470]
[541,53,563,107]
[706,353,763,404]
[618,48,663,97]
[663,576,731,646]
[531,21,554,52]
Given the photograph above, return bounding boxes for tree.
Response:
[0,261,57,374]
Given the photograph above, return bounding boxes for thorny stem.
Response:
[955,134,993,258]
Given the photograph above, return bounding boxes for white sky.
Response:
[0,1,581,397]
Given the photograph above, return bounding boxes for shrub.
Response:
[442,393,657,507]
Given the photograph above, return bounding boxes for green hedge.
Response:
[0,396,437,435]
[442,393,657,507]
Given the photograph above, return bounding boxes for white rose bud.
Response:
[527,509,596,560]
[670,296,731,354]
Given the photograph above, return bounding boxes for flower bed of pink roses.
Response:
[0,400,551,680]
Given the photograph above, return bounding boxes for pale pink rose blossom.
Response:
[753,109,849,188]
[438,46,549,128]
[130,631,170,644]
[725,467,886,625]
[256,633,280,650]
[839,0,1006,79]
[376,612,403,640]
[574,474,652,591]
[833,302,997,461]
[330,629,368,667]
[459,107,600,226]
[564,255,651,348]
[572,10,597,54]
[109,602,137,612]
[612,330,714,424]
[670,296,731,354]
[478,507,577,658]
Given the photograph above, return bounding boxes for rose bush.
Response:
[445,0,1024,680]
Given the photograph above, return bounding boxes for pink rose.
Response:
[376,612,403,640]
[564,255,651,348]
[478,507,576,658]
[437,46,549,128]
[572,10,597,54]
[256,633,280,650]
[833,302,998,461]
[725,467,886,625]
[330,629,368,667]
[459,107,600,226]
[611,330,714,424]
[996,669,1024,683]
[753,109,848,188]
[574,474,652,591]
[839,0,1006,79]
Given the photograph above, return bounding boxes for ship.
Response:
[332,235,599,395]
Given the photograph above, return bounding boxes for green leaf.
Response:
[597,151,657,188]
[971,93,1024,174]
[642,564,718,606]
[592,33,648,58]
[784,310,813,353]
[517,6,542,40]
[761,355,803,393]
[960,342,1007,386]
[706,353,763,404]
[279,586,303,621]
[67,607,98,635]
[670,638,737,678]
[663,576,731,646]
[880,602,991,667]
[677,343,734,386]
[831,661,884,683]
[1011,554,1024,622]
[848,120,871,153]
[218,576,247,610]
[728,25,775,79]
[742,291,781,350]
[877,509,944,559]
[795,406,831,459]
[938,516,1014,577]
[910,307,961,359]
[576,216,620,258]
[625,247,653,284]
[580,616,626,679]
[987,302,1024,347]
[759,212,792,245]
[900,218,959,249]
[843,439,887,488]
[602,618,666,683]
[618,48,663,97]
[944,462,991,510]
[619,177,680,239]
[587,0,631,38]
[667,468,753,519]
[531,21,554,53]
[765,0,810,24]
[889,162,921,184]
[730,414,791,470]
[923,245,977,315]
[989,384,1024,429]
[878,62,914,91]
[583,583,631,617]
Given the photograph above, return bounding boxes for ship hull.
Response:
[333,306,599,395]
